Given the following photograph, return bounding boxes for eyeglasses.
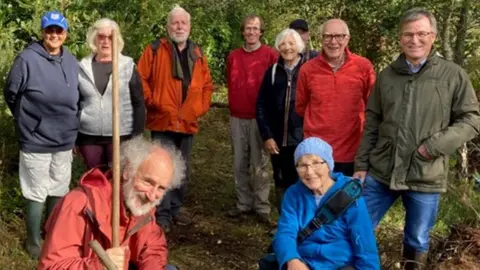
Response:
[44,26,65,35]
[97,34,113,41]
[244,27,261,33]
[322,34,348,42]
[401,31,433,40]
[296,161,326,173]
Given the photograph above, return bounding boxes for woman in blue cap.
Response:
[3,11,78,259]
[273,137,380,269]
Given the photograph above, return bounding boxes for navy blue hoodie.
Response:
[4,42,79,153]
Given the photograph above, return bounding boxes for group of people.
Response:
[3,3,479,270]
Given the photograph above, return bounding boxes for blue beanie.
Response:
[294,137,334,172]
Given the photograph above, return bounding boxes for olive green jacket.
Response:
[355,51,480,193]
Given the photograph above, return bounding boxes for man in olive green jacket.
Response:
[354,8,480,270]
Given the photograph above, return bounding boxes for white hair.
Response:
[319,19,350,37]
[121,136,185,216]
[86,18,124,53]
[167,4,191,25]
[274,28,305,54]
[120,135,185,191]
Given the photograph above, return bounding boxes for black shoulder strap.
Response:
[297,179,363,243]
[151,38,161,56]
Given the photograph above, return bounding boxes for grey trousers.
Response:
[151,131,193,225]
[230,116,270,214]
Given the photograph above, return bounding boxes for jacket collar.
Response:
[390,49,439,75]
[79,53,131,85]
[318,48,352,66]
[277,55,303,71]
[298,172,348,206]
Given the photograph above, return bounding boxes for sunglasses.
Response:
[44,26,65,35]
[97,34,113,41]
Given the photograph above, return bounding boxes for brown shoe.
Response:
[257,212,272,225]
[227,207,251,218]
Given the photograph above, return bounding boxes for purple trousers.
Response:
[78,144,113,169]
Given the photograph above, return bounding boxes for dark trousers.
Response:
[333,162,354,177]
[78,144,113,169]
[151,131,193,225]
[270,146,298,189]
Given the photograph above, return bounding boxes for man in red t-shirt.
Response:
[296,19,376,176]
[226,14,277,222]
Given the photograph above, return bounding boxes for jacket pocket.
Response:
[369,139,394,179]
[179,87,204,121]
[407,150,447,185]
[434,82,451,129]
[33,115,78,145]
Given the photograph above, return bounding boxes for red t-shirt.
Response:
[226,45,278,119]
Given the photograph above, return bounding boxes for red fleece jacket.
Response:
[296,49,376,162]
[38,168,168,270]
[226,45,278,119]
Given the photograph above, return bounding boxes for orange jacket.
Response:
[137,38,213,134]
[38,168,168,270]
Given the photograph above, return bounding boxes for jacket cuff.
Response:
[261,130,274,142]
[424,139,439,158]
[354,162,368,172]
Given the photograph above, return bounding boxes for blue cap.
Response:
[41,11,68,31]
[294,137,334,172]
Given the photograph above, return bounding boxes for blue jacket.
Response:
[274,173,380,269]
[256,57,304,147]
[4,42,79,153]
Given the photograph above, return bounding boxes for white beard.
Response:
[123,177,161,217]
[170,33,189,44]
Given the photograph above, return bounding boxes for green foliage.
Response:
[1,0,480,84]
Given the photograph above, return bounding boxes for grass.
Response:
[1,107,479,269]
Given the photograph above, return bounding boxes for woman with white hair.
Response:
[77,18,145,169]
[273,137,380,269]
[256,28,306,214]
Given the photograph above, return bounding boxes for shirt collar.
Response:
[243,42,261,52]
[406,58,427,73]
[284,56,301,71]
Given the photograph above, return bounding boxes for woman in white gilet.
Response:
[77,18,145,169]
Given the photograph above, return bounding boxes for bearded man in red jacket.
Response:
[226,14,278,222]
[296,19,376,176]
[38,136,183,270]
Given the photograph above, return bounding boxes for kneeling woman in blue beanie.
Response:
[274,137,380,269]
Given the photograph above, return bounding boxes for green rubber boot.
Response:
[46,196,62,220]
[25,199,44,259]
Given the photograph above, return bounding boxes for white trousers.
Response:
[19,150,73,202]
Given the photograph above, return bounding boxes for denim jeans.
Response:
[362,174,440,252]
[166,264,178,270]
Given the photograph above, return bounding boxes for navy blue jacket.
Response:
[274,173,380,269]
[4,42,79,153]
[256,57,304,147]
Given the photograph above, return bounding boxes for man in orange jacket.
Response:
[296,19,376,177]
[137,5,213,231]
[38,136,183,270]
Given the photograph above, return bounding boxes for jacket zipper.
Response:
[282,73,292,147]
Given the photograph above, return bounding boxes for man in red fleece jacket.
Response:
[296,19,376,176]
[38,137,182,270]
[226,14,277,222]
